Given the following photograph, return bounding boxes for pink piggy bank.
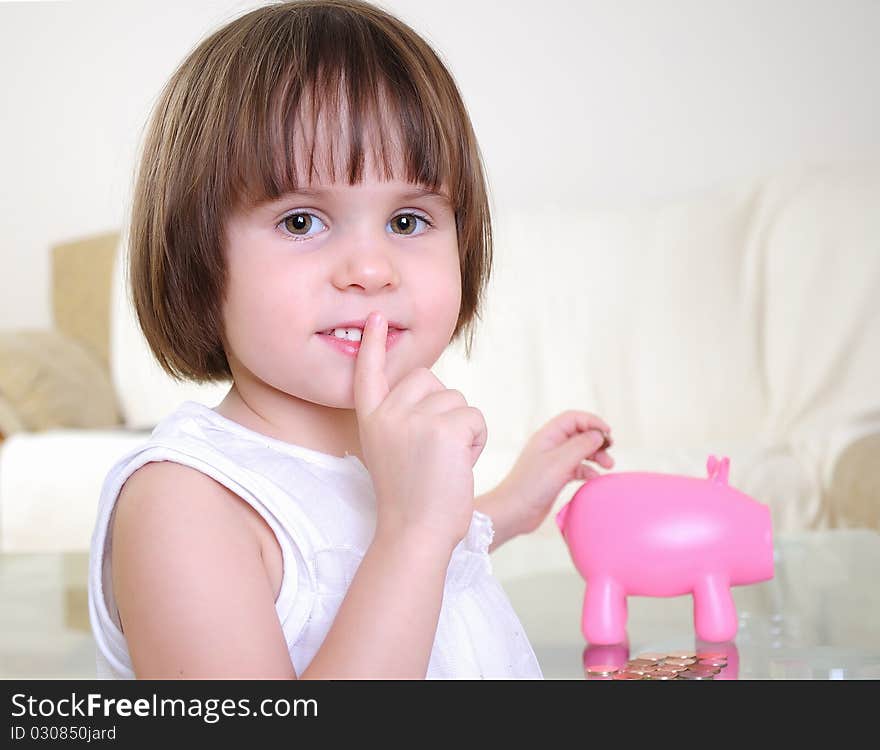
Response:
[556,455,774,644]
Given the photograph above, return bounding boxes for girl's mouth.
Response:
[317,328,404,358]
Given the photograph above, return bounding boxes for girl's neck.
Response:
[213,382,363,462]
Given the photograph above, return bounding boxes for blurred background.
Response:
[0,0,878,677]
[3,0,879,330]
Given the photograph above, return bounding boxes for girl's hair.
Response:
[129,0,493,382]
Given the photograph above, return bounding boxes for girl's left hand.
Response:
[496,410,614,535]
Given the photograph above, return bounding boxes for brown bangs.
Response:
[226,10,459,209]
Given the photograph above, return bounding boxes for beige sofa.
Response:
[1,160,878,581]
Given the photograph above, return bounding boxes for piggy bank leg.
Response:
[583,577,627,644]
[692,574,738,642]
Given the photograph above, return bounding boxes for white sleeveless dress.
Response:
[87,400,544,679]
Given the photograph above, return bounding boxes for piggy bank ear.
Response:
[719,456,730,484]
[707,455,718,477]
[707,455,730,485]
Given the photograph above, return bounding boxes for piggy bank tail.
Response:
[555,501,571,533]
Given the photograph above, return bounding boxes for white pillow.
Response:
[109,232,230,429]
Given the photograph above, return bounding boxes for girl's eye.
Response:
[277,211,433,242]
[389,212,432,236]
[279,212,327,240]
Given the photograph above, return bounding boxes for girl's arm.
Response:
[112,461,454,679]
[474,487,523,554]
[112,462,297,679]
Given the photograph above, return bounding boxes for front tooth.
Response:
[331,328,363,342]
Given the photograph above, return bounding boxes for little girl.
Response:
[88,0,614,679]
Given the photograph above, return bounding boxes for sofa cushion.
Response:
[0,329,122,436]
[0,394,27,438]
[51,231,119,373]
[826,431,880,530]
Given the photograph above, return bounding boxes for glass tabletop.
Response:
[501,528,880,679]
[1,529,878,679]
[1,549,93,679]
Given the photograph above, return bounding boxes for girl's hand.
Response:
[354,311,488,553]
[495,410,614,536]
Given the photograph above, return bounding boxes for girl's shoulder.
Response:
[111,459,283,607]
[115,458,272,544]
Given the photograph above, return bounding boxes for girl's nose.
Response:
[333,247,400,292]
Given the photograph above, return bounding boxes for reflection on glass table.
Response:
[501,529,880,679]
[1,529,878,679]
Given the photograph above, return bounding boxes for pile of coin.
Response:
[585,650,729,680]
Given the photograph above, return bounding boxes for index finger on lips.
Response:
[353,311,389,417]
